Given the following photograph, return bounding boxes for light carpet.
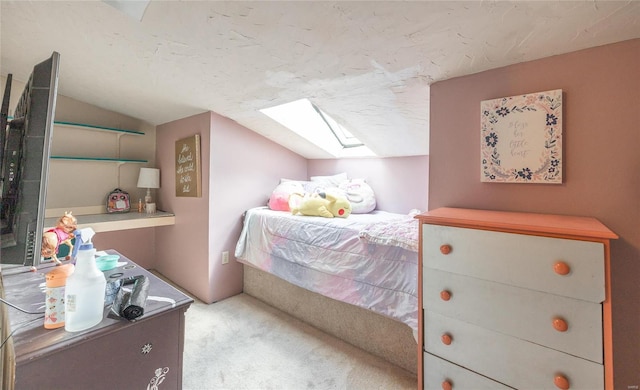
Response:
[182,293,417,390]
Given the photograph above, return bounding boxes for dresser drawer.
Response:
[424,268,603,363]
[422,225,605,302]
[424,310,604,389]
[424,352,513,390]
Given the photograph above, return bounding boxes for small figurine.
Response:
[41,211,78,265]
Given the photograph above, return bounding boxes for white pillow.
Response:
[310,172,348,187]
[279,177,347,198]
[339,178,376,214]
[279,178,306,185]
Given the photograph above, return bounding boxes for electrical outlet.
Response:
[222,251,229,264]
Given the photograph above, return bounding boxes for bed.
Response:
[234,205,419,372]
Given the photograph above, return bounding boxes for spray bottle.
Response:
[64,241,106,332]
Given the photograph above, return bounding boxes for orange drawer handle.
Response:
[442,380,453,390]
[553,317,569,332]
[554,374,570,389]
[440,244,452,255]
[441,333,452,345]
[553,261,571,276]
[440,290,452,301]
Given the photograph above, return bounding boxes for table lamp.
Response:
[137,168,160,205]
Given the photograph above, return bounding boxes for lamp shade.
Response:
[137,168,160,189]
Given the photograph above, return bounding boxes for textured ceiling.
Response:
[1,1,639,158]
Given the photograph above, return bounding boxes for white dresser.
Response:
[416,208,617,390]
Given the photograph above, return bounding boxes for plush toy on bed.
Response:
[290,192,352,218]
[268,181,305,211]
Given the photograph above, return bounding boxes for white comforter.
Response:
[235,207,418,332]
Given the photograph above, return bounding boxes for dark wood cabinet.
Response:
[2,250,193,389]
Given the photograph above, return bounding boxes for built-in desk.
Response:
[44,211,176,233]
[2,250,193,389]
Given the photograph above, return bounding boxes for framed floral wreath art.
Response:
[480,89,562,184]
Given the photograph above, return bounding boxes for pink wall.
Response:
[429,39,640,387]
[207,112,307,302]
[155,112,212,301]
[308,156,429,214]
[93,229,155,269]
[154,112,307,303]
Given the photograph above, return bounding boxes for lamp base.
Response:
[144,188,152,204]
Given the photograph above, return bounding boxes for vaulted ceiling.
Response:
[2,1,639,158]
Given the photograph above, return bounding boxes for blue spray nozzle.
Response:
[72,228,97,258]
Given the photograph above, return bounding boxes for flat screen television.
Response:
[1,52,60,269]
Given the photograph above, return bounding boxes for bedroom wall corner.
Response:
[208,111,307,302]
[428,38,640,388]
[154,110,307,303]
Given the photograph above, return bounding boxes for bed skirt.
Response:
[243,264,418,375]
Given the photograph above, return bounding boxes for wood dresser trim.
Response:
[417,222,425,389]
[416,207,618,241]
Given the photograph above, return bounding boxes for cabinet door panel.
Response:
[15,310,184,390]
[422,225,605,302]
[424,268,603,363]
[424,310,604,390]
[424,352,513,390]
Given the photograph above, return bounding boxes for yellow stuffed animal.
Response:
[290,192,352,218]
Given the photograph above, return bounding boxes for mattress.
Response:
[234,207,418,332]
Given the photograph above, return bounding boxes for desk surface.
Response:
[2,250,193,364]
[44,211,176,233]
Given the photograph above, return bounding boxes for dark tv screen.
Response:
[1,52,60,268]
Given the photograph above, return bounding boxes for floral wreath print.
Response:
[481,90,562,183]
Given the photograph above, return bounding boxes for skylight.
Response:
[260,99,375,158]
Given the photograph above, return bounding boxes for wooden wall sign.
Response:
[175,134,201,197]
[480,89,563,184]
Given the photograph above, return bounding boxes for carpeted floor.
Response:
[182,293,417,390]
